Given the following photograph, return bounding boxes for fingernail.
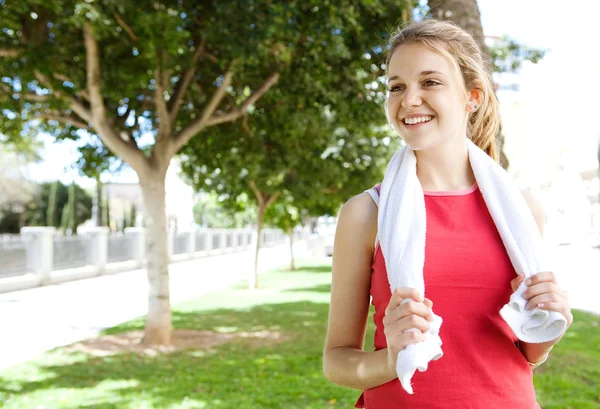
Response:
[525,279,532,286]
[538,303,544,308]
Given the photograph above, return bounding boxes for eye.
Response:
[424,80,440,86]
[388,84,405,92]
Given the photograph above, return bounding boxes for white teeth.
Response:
[404,116,433,125]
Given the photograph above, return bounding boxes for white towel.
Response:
[378,139,568,394]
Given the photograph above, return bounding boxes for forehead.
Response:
[387,42,457,80]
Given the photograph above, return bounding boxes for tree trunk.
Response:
[139,175,172,345]
[427,0,509,169]
[252,205,266,289]
[288,227,296,271]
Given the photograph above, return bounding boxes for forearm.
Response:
[519,340,554,366]
[323,346,397,390]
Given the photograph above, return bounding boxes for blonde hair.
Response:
[386,19,500,162]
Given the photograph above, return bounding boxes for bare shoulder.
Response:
[336,192,378,251]
[520,188,545,234]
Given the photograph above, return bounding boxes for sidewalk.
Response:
[0,242,309,370]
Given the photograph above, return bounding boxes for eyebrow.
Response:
[387,71,446,84]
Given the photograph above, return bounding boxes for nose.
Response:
[401,86,422,109]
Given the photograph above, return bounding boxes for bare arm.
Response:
[322,193,397,390]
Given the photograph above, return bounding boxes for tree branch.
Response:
[154,52,172,140]
[265,191,281,208]
[83,22,148,174]
[114,13,139,42]
[205,72,280,127]
[41,113,93,131]
[23,93,51,102]
[170,64,235,153]
[34,70,91,123]
[168,38,205,123]
[172,70,279,154]
[249,180,264,209]
[0,49,18,58]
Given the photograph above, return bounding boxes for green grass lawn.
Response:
[0,259,598,409]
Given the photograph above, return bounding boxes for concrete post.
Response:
[125,227,145,268]
[187,230,195,259]
[220,229,227,253]
[20,227,56,285]
[205,228,213,256]
[84,227,109,275]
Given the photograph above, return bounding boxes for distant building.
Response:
[101,159,194,231]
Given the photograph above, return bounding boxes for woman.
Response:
[322,19,572,409]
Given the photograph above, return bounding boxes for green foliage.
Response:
[103,193,111,228]
[129,203,137,227]
[264,191,301,234]
[19,181,92,230]
[489,36,547,73]
[59,182,76,232]
[45,181,59,226]
[193,191,256,228]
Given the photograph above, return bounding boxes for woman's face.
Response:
[386,42,472,151]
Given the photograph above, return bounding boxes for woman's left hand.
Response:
[510,271,574,339]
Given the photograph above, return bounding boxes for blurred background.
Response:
[0,1,598,408]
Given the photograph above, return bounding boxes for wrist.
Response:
[519,341,554,369]
[385,348,398,379]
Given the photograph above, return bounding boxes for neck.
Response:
[414,138,476,192]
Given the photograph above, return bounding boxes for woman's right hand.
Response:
[383,287,434,376]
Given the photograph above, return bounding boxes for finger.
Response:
[523,282,562,300]
[535,302,574,323]
[397,314,431,333]
[423,297,433,309]
[384,300,433,324]
[385,288,423,315]
[525,271,558,287]
[525,292,566,310]
[389,329,426,350]
[510,274,525,292]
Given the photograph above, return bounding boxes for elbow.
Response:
[322,349,336,383]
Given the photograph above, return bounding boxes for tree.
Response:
[488,36,546,74]
[264,192,302,271]
[20,181,93,230]
[0,1,407,344]
[60,182,77,233]
[181,101,397,288]
[46,181,59,227]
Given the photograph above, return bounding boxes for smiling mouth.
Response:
[402,115,435,126]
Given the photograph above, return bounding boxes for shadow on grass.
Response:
[284,284,332,293]
[295,265,331,274]
[0,298,368,409]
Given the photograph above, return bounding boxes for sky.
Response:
[25,0,600,190]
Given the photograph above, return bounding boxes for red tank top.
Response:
[355,183,540,409]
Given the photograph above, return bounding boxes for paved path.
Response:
[0,242,308,370]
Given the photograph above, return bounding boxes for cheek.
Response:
[385,97,401,122]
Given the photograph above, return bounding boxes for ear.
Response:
[466,88,483,113]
